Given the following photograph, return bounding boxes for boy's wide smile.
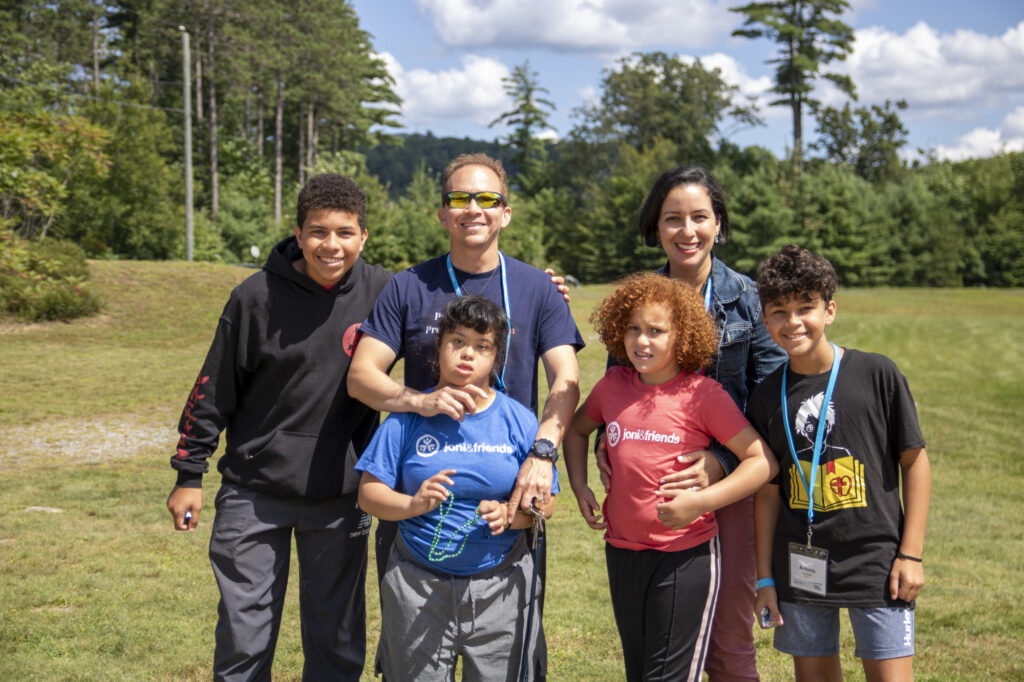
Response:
[762,294,837,373]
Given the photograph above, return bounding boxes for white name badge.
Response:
[788,542,829,596]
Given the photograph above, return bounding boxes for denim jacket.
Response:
[658,255,787,473]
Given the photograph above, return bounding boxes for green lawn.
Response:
[1,261,1021,680]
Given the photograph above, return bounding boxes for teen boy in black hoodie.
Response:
[166,174,392,681]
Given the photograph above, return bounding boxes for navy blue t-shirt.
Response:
[359,253,584,413]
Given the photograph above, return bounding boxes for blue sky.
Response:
[349,0,1024,161]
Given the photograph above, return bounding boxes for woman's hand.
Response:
[657,449,723,491]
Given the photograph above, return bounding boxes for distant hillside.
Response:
[361,133,518,192]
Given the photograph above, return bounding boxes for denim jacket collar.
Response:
[658,254,744,311]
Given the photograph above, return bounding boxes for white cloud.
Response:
[415,0,734,51]
[839,20,1024,113]
[933,106,1024,161]
[799,20,1024,159]
[1003,104,1024,138]
[687,52,775,109]
[577,85,598,107]
[379,52,512,130]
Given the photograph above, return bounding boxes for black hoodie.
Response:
[171,235,392,499]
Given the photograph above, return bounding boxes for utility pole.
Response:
[180,26,194,262]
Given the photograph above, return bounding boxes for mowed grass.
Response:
[1,261,1022,680]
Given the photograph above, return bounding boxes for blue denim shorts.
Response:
[773,601,915,660]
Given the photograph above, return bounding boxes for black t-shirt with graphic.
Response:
[747,348,925,607]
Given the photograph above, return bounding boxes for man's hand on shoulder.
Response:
[414,385,488,421]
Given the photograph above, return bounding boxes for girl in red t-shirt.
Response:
[563,272,777,682]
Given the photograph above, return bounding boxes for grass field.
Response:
[1,260,1022,680]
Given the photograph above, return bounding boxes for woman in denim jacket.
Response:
[598,166,785,680]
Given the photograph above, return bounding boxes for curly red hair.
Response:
[591,272,719,374]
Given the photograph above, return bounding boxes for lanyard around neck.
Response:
[445,252,512,392]
[780,342,842,540]
[694,275,713,376]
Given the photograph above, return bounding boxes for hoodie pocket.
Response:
[240,430,353,499]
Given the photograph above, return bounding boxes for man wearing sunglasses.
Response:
[348,153,582,677]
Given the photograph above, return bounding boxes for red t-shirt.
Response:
[585,366,750,552]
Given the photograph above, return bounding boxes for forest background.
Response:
[2,0,1023,298]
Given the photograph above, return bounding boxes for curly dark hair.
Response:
[441,153,509,198]
[295,174,366,232]
[591,272,719,374]
[756,245,838,306]
[637,166,730,248]
[434,295,509,385]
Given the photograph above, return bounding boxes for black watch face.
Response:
[532,439,556,459]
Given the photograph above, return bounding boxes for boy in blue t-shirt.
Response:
[747,246,931,682]
[356,295,556,681]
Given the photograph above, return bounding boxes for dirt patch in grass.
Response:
[0,417,178,469]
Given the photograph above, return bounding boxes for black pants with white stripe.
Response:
[605,537,721,682]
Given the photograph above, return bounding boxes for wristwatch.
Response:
[528,438,559,464]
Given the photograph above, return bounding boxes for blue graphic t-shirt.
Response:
[359,253,584,413]
[355,391,559,576]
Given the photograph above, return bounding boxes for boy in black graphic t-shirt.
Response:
[746,245,931,682]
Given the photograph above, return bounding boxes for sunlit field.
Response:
[1,261,1021,680]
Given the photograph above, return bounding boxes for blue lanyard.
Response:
[780,343,841,542]
[696,275,712,375]
[445,252,512,392]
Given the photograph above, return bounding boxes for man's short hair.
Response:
[757,245,838,306]
[441,154,509,198]
[296,174,366,232]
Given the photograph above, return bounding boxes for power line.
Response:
[0,73,184,114]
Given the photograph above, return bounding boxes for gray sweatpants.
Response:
[209,483,371,681]
[377,533,543,681]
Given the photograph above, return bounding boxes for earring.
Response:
[714,234,721,244]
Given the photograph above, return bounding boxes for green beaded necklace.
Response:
[427,491,480,562]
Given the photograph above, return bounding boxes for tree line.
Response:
[2,0,1022,287]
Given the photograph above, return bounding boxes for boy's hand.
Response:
[890,556,925,602]
[572,486,606,530]
[658,449,721,491]
[478,500,509,534]
[410,469,456,516]
[655,487,703,529]
[754,585,784,628]
[167,486,202,531]
[594,433,612,490]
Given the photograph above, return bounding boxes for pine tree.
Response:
[731,0,856,167]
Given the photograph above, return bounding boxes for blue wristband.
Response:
[754,577,776,592]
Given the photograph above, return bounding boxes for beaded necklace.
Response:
[427,491,480,562]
